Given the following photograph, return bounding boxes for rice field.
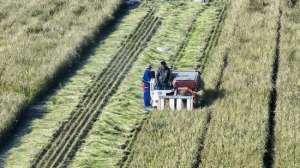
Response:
[0,0,299,168]
[0,0,121,141]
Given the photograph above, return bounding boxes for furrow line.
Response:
[37,18,160,168]
[120,4,217,168]
[31,12,161,168]
[198,4,227,72]
[53,19,161,168]
[262,8,282,168]
[191,4,228,168]
[31,10,156,165]
[191,49,229,168]
[44,19,159,167]
[51,46,143,168]
[170,6,209,69]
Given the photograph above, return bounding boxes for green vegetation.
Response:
[200,0,280,167]
[120,0,298,167]
[2,7,146,168]
[0,0,121,141]
[275,1,300,167]
[1,0,299,167]
[70,1,211,167]
[125,3,224,167]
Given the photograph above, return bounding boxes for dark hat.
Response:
[146,64,152,69]
[160,60,167,66]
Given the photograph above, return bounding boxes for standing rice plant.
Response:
[274,1,300,167]
[0,0,121,142]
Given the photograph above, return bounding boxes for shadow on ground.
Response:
[200,88,225,107]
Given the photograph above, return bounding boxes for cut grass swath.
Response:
[31,10,161,168]
[2,6,148,168]
[124,2,226,167]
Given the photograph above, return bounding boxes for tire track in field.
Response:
[31,9,161,168]
[191,4,228,168]
[192,48,229,168]
[263,8,282,168]
[120,5,211,168]
[169,5,209,69]
[122,3,227,168]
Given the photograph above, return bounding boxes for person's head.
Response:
[160,61,167,69]
[146,64,152,70]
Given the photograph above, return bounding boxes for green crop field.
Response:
[0,0,299,168]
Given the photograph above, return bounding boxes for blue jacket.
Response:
[143,68,152,88]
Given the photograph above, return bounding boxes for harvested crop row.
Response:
[124,2,226,168]
[200,0,281,167]
[31,10,161,168]
[169,5,209,68]
[70,1,210,168]
[274,1,300,167]
[191,4,228,168]
[1,7,147,168]
[120,4,219,166]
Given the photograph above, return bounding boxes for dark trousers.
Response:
[143,87,151,107]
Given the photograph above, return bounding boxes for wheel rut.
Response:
[263,8,282,168]
[31,9,161,168]
[121,3,227,168]
[192,48,229,168]
[191,4,228,168]
[120,5,215,168]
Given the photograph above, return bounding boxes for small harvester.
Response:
[150,70,204,111]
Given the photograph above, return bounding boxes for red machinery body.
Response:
[172,71,202,92]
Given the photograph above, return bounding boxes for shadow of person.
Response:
[199,89,225,107]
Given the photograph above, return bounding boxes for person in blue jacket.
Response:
[142,64,153,109]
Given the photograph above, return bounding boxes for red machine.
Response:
[172,71,202,92]
[152,70,203,110]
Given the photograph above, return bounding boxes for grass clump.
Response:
[0,0,121,142]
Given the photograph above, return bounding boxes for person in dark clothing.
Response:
[155,61,172,90]
[142,64,153,108]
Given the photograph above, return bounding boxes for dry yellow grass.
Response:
[125,0,292,167]
[0,0,121,140]
[124,1,225,167]
[275,1,300,167]
[200,0,280,167]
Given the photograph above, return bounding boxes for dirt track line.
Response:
[33,14,157,167]
[198,5,227,72]
[169,5,209,69]
[120,5,212,168]
[53,18,161,168]
[263,8,282,168]
[31,10,160,168]
[191,49,229,168]
[120,3,228,168]
[191,4,227,168]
